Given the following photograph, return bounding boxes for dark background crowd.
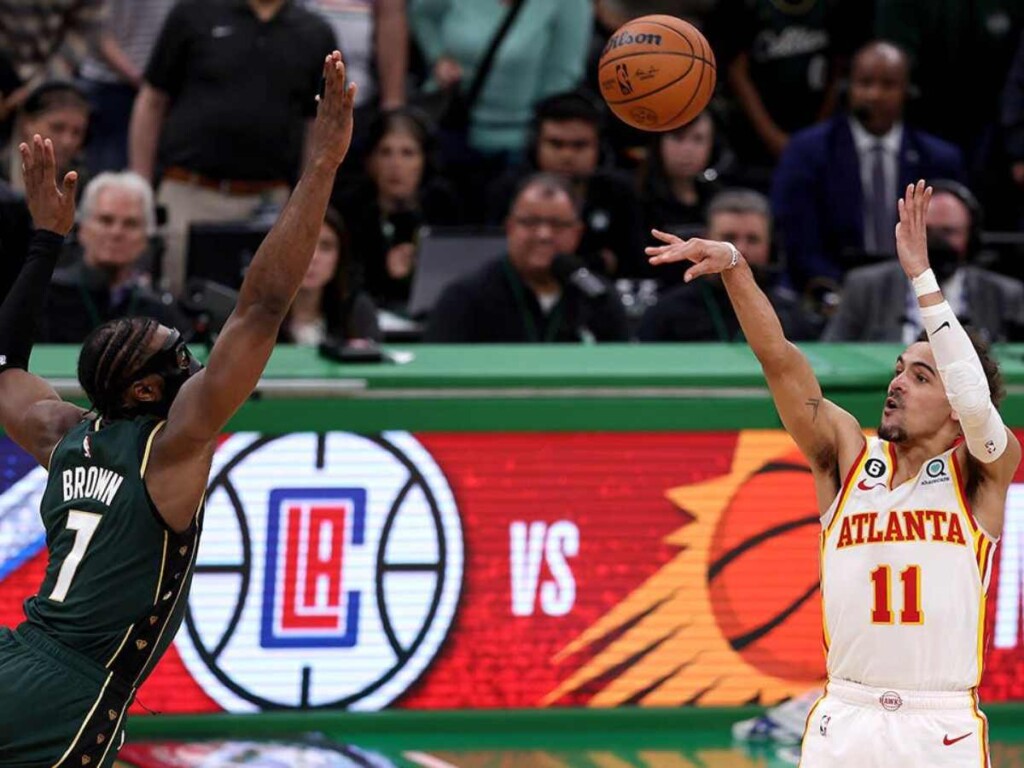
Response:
[3,0,1024,348]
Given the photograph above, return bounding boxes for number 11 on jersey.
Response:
[870,564,924,625]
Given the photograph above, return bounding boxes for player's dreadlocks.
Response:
[78,317,159,418]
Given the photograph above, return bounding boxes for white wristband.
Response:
[724,242,740,269]
[911,268,940,297]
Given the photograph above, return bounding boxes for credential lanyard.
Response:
[503,259,564,342]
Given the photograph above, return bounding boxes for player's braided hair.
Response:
[78,317,160,418]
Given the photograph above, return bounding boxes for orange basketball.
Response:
[598,15,716,132]
[707,450,825,683]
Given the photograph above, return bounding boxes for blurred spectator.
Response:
[771,41,964,290]
[0,0,107,122]
[2,82,91,194]
[283,206,381,345]
[877,0,1022,167]
[487,91,645,278]
[426,172,628,343]
[409,0,591,219]
[0,177,31,305]
[305,0,409,191]
[129,0,336,295]
[707,0,868,185]
[333,108,461,311]
[304,0,407,111]
[1002,29,1024,225]
[638,189,819,342]
[640,111,728,237]
[41,172,189,343]
[824,181,1024,343]
[78,0,176,175]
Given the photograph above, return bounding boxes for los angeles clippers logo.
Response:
[261,488,366,648]
[176,432,463,711]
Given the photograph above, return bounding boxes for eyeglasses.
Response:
[511,216,578,231]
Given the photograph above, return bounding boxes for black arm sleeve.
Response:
[0,229,64,372]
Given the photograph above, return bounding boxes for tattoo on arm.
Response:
[807,398,821,422]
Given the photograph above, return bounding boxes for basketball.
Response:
[707,450,825,682]
[597,15,716,132]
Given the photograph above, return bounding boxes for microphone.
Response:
[551,253,607,299]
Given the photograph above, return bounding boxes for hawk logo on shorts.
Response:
[879,691,903,711]
[176,432,464,711]
[819,714,831,737]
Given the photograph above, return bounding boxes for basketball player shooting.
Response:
[0,52,354,767]
[648,180,1019,768]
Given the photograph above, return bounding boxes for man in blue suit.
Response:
[771,40,964,290]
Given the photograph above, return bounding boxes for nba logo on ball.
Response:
[175,432,463,711]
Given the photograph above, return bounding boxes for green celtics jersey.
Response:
[23,416,202,687]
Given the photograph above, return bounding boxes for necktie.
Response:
[870,142,892,254]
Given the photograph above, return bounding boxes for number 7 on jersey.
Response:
[49,510,102,603]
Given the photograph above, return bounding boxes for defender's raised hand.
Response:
[646,228,741,282]
[19,135,77,235]
[310,50,357,170]
[895,179,933,279]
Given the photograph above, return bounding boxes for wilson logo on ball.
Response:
[176,431,464,711]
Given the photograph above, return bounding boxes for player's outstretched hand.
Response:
[19,134,77,235]
[895,179,933,279]
[309,50,357,170]
[647,229,741,282]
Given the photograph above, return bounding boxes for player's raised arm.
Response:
[896,182,1021,493]
[157,52,356,447]
[0,136,85,466]
[647,232,864,498]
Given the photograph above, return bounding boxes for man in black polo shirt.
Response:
[426,173,628,343]
[129,0,335,295]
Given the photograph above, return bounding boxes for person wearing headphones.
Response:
[824,180,1024,343]
[638,189,820,342]
[485,90,646,278]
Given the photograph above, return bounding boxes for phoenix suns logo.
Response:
[546,431,824,706]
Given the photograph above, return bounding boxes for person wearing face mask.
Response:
[41,171,189,343]
[426,172,627,343]
[638,189,820,342]
[771,41,964,290]
[333,107,460,311]
[824,181,1024,343]
[281,206,380,345]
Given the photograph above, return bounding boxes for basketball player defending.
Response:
[648,180,1018,768]
[0,53,354,766]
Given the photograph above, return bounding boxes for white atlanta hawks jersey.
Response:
[820,438,998,691]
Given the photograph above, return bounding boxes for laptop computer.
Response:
[406,226,505,318]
